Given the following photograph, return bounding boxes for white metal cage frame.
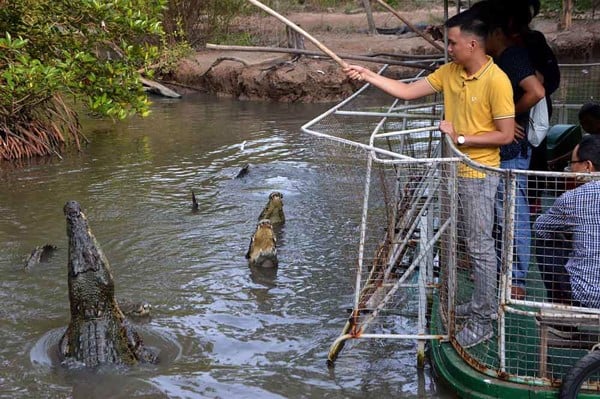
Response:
[302,63,600,389]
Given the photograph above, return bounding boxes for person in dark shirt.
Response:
[501,0,561,210]
[502,0,560,112]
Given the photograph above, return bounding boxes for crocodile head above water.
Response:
[258,192,285,225]
[59,200,158,368]
[245,219,278,268]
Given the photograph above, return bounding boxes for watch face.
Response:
[458,135,465,144]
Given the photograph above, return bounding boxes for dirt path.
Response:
[169,10,600,102]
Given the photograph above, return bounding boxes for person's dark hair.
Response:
[576,134,600,170]
[483,0,538,36]
[578,102,600,122]
[511,0,540,26]
[469,1,512,36]
[445,7,488,42]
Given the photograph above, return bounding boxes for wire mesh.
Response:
[552,63,600,124]
[303,63,600,388]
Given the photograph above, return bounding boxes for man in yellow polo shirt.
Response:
[344,8,515,348]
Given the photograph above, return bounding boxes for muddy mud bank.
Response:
[169,13,600,103]
[173,55,361,103]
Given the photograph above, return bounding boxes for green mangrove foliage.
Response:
[0,0,166,160]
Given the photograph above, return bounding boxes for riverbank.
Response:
[169,10,600,102]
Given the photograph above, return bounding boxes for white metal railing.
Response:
[302,63,600,387]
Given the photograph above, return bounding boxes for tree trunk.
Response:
[286,25,305,49]
[560,0,573,30]
[362,0,376,34]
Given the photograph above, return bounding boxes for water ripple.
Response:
[0,95,447,399]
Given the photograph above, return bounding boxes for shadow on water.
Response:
[249,265,278,288]
[0,93,454,398]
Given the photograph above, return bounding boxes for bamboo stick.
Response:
[246,0,349,68]
[374,0,445,52]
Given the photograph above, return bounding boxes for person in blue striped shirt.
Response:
[534,134,600,308]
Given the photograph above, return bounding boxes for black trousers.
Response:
[534,235,578,305]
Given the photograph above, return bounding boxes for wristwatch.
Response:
[457,135,466,145]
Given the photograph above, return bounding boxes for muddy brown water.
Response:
[0,93,453,398]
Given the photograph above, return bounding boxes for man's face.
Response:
[447,26,476,65]
[568,145,589,173]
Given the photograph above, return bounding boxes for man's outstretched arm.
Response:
[344,64,436,100]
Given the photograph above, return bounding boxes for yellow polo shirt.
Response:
[426,56,514,175]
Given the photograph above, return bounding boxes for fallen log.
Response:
[205,44,441,71]
[158,80,208,93]
[206,44,442,59]
[140,77,182,98]
[369,51,443,60]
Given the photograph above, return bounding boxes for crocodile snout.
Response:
[63,200,81,218]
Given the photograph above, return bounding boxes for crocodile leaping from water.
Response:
[58,200,158,368]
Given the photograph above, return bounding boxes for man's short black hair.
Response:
[445,8,488,42]
[578,102,600,121]
[577,134,600,170]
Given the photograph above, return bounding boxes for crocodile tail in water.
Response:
[59,200,157,367]
[191,190,199,211]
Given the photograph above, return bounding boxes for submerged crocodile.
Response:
[235,164,250,179]
[59,201,158,367]
[246,219,278,268]
[258,192,285,225]
[118,299,152,319]
[24,244,57,270]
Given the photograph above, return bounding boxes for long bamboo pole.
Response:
[374,0,445,52]
[246,0,349,68]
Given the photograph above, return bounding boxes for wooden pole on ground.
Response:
[205,44,438,71]
[246,0,349,68]
[374,0,445,52]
